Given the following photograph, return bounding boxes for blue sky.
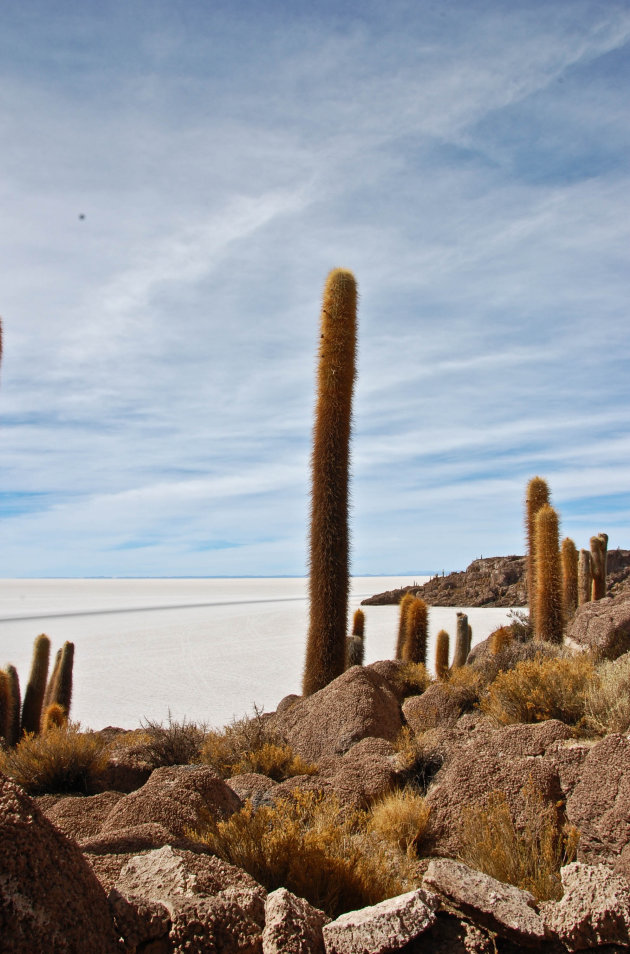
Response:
[1,0,629,577]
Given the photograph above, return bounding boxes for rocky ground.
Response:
[3,585,630,952]
[363,550,630,607]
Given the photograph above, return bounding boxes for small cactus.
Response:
[534,505,563,643]
[395,593,416,660]
[346,635,365,668]
[490,626,512,655]
[21,634,50,735]
[42,702,67,733]
[561,537,579,620]
[402,598,428,666]
[435,630,450,680]
[590,533,608,601]
[51,641,74,720]
[5,665,21,746]
[351,608,365,639]
[578,549,592,605]
[0,671,10,745]
[452,612,469,668]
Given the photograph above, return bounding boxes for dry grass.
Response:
[200,708,316,781]
[391,662,430,698]
[190,787,418,918]
[585,652,630,735]
[459,780,578,901]
[393,726,445,793]
[0,722,109,795]
[368,787,430,856]
[479,653,594,726]
[140,712,207,767]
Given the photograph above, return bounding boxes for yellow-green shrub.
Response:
[480,654,594,726]
[585,653,630,735]
[190,788,418,918]
[459,781,578,901]
[368,787,430,856]
[200,710,315,780]
[0,722,109,795]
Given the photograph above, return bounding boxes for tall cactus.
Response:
[395,592,416,660]
[452,612,469,668]
[561,537,579,620]
[590,533,608,601]
[578,549,592,606]
[435,630,450,680]
[303,269,357,696]
[525,476,550,628]
[21,634,50,735]
[534,505,563,643]
[51,641,74,718]
[402,598,428,666]
[0,671,10,745]
[5,665,21,746]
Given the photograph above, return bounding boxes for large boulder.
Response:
[270,667,403,762]
[541,862,630,951]
[403,683,476,734]
[322,888,438,953]
[0,773,119,953]
[565,590,630,659]
[423,859,546,947]
[99,764,242,839]
[262,887,330,954]
[37,790,123,842]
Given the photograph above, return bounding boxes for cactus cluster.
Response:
[0,634,74,747]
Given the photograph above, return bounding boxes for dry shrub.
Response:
[472,638,569,689]
[391,662,430,698]
[0,722,109,795]
[201,708,316,781]
[190,788,417,918]
[585,652,630,735]
[140,712,207,767]
[444,665,484,707]
[479,654,594,726]
[368,787,430,856]
[393,726,445,794]
[459,780,578,901]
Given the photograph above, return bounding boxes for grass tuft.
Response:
[0,722,109,795]
[585,652,630,735]
[368,786,430,856]
[140,711,207,767]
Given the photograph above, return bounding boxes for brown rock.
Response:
[544,739,593,800]
[423,858,545,946]
[0,773,119,953]
[169,895,263,953]
[270,667,403,762]
[228,772,279,807]
[99,764,242,839]
[567,734,630,865]
[109,889,172,950]
[565,590,630,659]
[541,862,630,950]
[322,889,438,953]
[322,737,399,807]
[80,821,175,854]
[262,887,330,954]
[488,719,574,758]
[403,683,473,734]
[403,912,494,953]
[38,789,123,842]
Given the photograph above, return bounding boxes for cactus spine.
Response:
[561,537,579,620]
[303,269,357,696]
[435,630,450,680]
[590,533,608,601]
[578,549,592,605]
[51,641,74,719]
[534,505,563,643]
[525,476,550,628]
[402,598,428,666]
[5,665,21,746]
[21,634,50,735]
[395,592,416,660]
[452,612,470,668]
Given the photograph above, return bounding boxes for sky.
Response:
[1,0,629,578]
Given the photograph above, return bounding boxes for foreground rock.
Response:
[0,773,119,954]
[262,887,330,954]
[322,889,438,954]
[565,587,630,659]
[270,666,402,761]
[424,859,546,947]
[541,862,630,950]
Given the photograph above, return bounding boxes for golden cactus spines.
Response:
[43,647,62,713]
[578,549,592,606]
[352,608,365,639]
[42,702,67,733]
[21,633,50,735]
[402,598,428,666]
[590,533,608,601]
[303,269,357,696]
[452,612,469,668]
[5,664,21,746]
[534,505,563,643]
[561,537,579,620]
[395,592,416,660]
[52,641,74,720]
[490,626,513,655]
[525,476,550,626]
[435,630,450,681]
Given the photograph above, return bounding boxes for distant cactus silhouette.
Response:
[590,533,608,601]
[402,598,428,666]
[346,635,365,668]
[452,612,469,668]
[561,537,578,620]
[395,592,416,660]
[534,505,563,643]
[578,549,592,605]
[303,269,357,696]
[435,630,450,680]
[21,634,50,735]
[42,702,67,732]
[525,476,550,627]
[5,665,21,746]
[52,641,74,718]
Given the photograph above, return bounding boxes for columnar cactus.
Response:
[43,647,62,713]
[346,608,365,668]
[42,702,67,732]
[452,612,469,668]
[52,641,74,718]
[525,476,550,627]
[534,505,563,643]
[402,598,428,666]
[303,269,357,696]
[578,549,592,605]
[395,592,416,660]
[5,665,21,746]
[561,537,579,620]
[0,671,10,745]
[590,533,608,601]
[352,608,365,639]
[435,630,450,680]
[21,634,50,735]
[490,626,512,655]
